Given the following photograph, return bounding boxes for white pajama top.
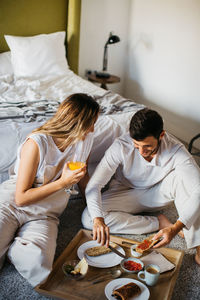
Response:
[86,132,200,229]
[0,132,94,217]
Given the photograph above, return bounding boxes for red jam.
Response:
[137,239,151,250]
[124,260,142,271]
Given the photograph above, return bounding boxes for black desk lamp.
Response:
[96,32,120,78]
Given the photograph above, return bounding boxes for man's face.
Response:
[133,136,160,159]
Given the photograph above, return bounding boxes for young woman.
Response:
[0,93,99,286]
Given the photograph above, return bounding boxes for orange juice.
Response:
[68,161,85,170]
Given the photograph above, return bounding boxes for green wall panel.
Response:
[0,0,81,73]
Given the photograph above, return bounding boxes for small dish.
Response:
[131,244,143,258]
[62,258,88,280]
[120,257,144,274]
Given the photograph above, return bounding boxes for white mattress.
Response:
[0,71,144,183]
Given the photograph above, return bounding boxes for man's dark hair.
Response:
[129,108,163,140]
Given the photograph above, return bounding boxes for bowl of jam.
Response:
[120,257,144,274]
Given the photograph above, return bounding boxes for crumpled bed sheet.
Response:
[0,71,144,183]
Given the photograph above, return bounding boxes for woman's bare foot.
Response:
[157,214,184,238]
[195,246,200,266]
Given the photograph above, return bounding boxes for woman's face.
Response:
[81,114,98,140]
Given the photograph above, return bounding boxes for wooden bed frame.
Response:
[0,0,81,73]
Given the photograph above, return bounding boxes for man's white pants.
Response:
[0,204,58,287]
[82,170,200,249]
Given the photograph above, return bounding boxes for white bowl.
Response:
[131,244,143,258]
[120,257,144,274]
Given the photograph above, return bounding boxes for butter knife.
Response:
[109,245,126,259]
[90,233,126,258]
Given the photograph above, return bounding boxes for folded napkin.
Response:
[140,250,175,273]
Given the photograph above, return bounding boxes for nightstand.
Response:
[87,73,120,90]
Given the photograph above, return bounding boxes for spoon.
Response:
[92,269,122,284]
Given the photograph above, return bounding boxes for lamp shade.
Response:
[106,34,120,45]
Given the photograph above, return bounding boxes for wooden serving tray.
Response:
[35,229,184,300]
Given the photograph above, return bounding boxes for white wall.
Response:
[124,0,200,147]
[79,0,200,148]
[79,0,130,94]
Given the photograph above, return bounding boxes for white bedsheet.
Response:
[0,71,106,104]
[0,71,144,183]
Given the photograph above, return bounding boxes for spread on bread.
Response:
[112,282,141,300]
[136,236,159,254]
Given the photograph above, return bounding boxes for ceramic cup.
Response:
[130,244,143,258]
[137,264,160,286]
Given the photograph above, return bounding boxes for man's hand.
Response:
[93,217,110,247]
[153,220,184,248]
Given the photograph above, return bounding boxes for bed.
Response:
[0,0,144,184]
[1,3,198,300]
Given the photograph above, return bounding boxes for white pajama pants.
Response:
[82,170,200,249]
[0,204,58,287]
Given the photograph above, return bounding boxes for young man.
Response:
[82,108,200,265]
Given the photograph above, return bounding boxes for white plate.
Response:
[77,240,125,268]
[105,278,150,300]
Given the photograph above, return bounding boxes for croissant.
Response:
[112,282,141,300]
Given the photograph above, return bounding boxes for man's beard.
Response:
[142,140,161,158]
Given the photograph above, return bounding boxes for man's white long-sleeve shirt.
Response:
[86,132,200,229]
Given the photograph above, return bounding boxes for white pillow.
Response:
[5,31,69,77]
[0,51,13,75]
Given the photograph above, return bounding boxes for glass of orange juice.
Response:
[68,161,86,171]
[65,137,92,196]
[67,161,86,195]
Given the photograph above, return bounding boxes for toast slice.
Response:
[85,242,117,256]
[112,282,141,300]
[136,235,159,254]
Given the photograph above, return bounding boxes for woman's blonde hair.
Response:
[32,93,99,148]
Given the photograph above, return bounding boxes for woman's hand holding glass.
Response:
[61,162,86,193]
[65,137,91,195]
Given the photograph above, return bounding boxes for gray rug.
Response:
[0,197,200,300]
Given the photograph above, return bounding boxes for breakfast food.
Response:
[71,257,88,275]
[85,242,117,256]
[146,266,159,274]
[136,236,159,254]
[64,257,88,277]
[123,260,143,272]
[112,282,141,300]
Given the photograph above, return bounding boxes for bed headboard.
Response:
[0,0,81,73]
